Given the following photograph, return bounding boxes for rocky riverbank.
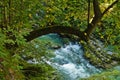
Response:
[83,36,120,69]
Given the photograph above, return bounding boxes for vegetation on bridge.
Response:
[0,0,120,80]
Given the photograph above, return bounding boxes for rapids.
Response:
[41,34,102,80]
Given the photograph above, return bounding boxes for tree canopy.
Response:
[0,0,120,80]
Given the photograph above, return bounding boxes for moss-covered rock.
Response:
[83,37,120,69]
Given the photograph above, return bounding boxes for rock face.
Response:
[83,36,120,69]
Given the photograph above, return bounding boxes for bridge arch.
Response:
[25,26,86,42]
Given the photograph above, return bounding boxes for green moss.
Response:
[81,70,120,80]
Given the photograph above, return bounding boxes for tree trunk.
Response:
[84,0,118,38]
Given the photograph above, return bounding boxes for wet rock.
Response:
[111,61,118,66]
[51,45,61,49]
[63,38,70,44]
[104,64,112,68]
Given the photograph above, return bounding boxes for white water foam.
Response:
[47,42,101,80]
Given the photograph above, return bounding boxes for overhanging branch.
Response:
[102,0,119,16]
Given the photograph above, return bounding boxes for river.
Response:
[39,33,102,80]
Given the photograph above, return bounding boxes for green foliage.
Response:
[0,0,120,80]
[23,63,62,80]
[17,37,62,79]
[29,0,88,30]
[93,1,120,53]
[94,17,120,53]
[0,0,59,79]
[81,70,120,80]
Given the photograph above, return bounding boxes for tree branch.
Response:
[102,0,118,16]
[93,0,102,18]
[84,0,102,36]
[84,0,118,38]
[87,0,90,26]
